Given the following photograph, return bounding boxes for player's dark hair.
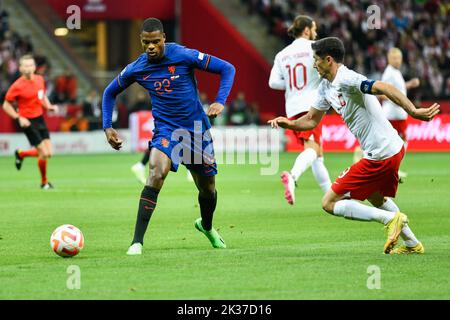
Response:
[311,37,345,63]
[141,18,164,33]
[287,15,314,38]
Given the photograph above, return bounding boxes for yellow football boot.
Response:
[390,242,425,254]
[383,212,408,254]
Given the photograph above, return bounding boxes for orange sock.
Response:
[19,148,38,158]
[38,158,48,185]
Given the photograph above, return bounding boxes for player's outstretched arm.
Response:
[102,78,125,150]
[102,78,125,129]
[268,107,325,131]
[371,81,440,121]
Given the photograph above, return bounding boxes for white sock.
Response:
[133,162,145,170]
[333,199,395,224]
[400,226,419,247]
[378,198,399,212]
[291,148,317,181]
[312,157,332,193]
[379,198,419,247]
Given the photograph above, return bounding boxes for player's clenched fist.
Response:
[104,128,123,150]
[268,116,291,129]
[18,116,31,128]
[206,102,224,119]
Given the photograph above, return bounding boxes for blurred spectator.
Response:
[391,4,411,31]
[82,90,102,130]
[60,104,88,132]
[5,54,19,82]
[228,91,250,125]
[247,102,261,125]
[129,90,151,113]
[0,8,9,40]
[54,71,77,103]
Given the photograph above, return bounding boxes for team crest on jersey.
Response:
[338,94,346,107]
[168,66,176,74]
[161,138,170,148]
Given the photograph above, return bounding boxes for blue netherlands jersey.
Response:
[117,43,213,132]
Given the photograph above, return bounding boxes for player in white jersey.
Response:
[353,47,420,179]
[381,48,420,179]
[268,15,331,205]
[269,37,440,254]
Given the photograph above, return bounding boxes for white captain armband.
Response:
[360,79,375,94]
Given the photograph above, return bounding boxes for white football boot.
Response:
[280,171,296,205]
[131,162,147,185]
[126,243,142,255]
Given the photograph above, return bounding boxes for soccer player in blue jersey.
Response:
[102,18,235,255]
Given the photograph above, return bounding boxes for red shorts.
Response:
[289,112,323,146]
[389,120,407,140]
[331,146,405,201]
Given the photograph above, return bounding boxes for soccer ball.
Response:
[50,224,84,257]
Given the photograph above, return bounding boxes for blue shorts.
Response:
[149,128,217,176]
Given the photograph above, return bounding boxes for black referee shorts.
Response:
[18,115,50,147]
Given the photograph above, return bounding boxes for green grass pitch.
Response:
[0,152,449,299]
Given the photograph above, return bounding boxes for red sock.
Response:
[19,148,38,158]
[38,158,48,185]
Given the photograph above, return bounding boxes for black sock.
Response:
[140,150,150,166]
[198,190,217,231]
[132,186,159,245]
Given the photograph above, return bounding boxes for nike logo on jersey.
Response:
[170,75,180,80]
[143,74,152,80]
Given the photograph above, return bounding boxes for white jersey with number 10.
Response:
[269,38,321,118]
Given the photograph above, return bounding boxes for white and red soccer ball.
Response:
[50,224,84,257]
